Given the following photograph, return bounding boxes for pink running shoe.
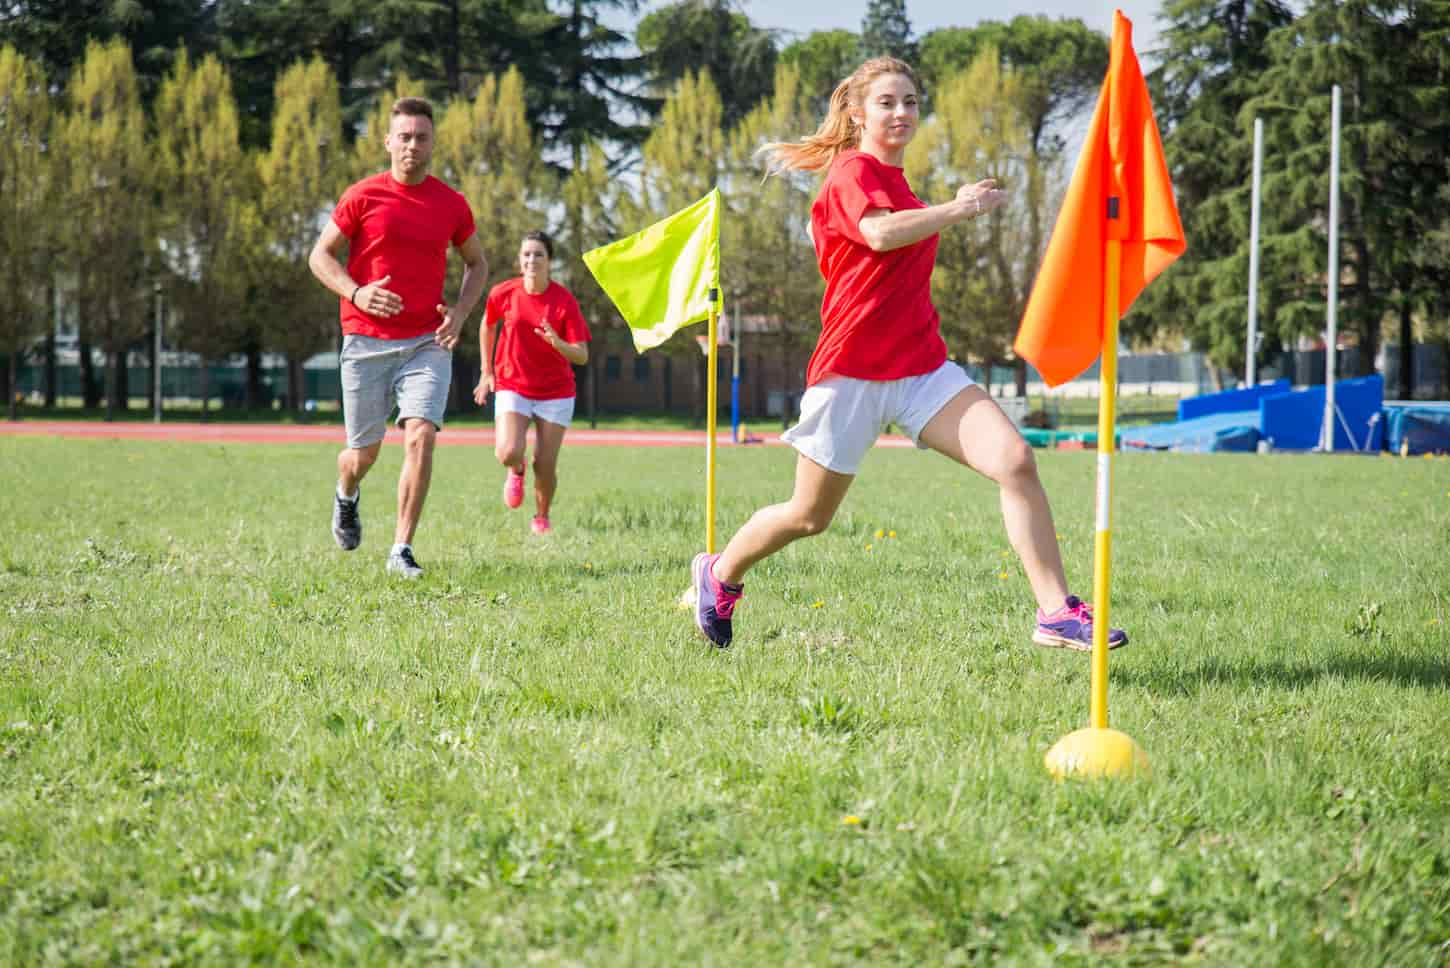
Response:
[530,515,551,535]
[1032,595,1128,652]
[503,464,526,509]
[691,552,743,648]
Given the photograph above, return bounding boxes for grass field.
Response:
[3,437,1448,964]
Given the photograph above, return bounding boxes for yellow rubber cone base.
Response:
[1045,728,1150,780]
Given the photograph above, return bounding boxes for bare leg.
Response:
[918,385,1069,613]
[531,419,567,518]
[394,418,437,546]
[713,452,855,585]
[338,442,381,494]
[494,411,530,473]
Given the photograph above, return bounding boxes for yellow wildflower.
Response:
[841,815,861,826]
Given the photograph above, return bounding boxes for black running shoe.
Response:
[332,490,361,550]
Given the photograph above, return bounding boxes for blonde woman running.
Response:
[690,57,1126,653]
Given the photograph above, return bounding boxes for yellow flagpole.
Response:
[1090,240,1121,730]
[1044,232,1148,779]
[705,291,719,554]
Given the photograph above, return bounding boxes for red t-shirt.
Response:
[806,149,946,386]
[484,279,592,400]
[331,172,476,340]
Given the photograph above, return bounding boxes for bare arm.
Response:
[858,179,1007,253]
[307,220,402,316]
[435,233,489,351]
[535,331,589,366]
[473,317,498,405]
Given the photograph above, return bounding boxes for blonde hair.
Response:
[757,57,923,175]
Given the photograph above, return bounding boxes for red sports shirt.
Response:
[484,279,592,400]
[331,172,476,340]
[807,149,946,387]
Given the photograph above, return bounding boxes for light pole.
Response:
[1322,84,1341,451]
[1245,117,1263,387]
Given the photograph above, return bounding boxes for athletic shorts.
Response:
[494,390,576,428]
[340,333,452,449]
[781,361,975,475]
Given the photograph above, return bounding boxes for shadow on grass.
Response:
[1117,649,1450,695]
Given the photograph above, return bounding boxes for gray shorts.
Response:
[781,361,975,475]
[340,333,452,449]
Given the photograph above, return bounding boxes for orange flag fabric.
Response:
[1014,11,1186,387]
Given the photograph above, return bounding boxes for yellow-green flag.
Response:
[583,188,723,352]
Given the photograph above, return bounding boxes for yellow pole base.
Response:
[1045,727,1149,779]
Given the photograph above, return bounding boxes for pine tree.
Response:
[0,46,51,420]
[57,38,154,419]
[636,0,779,130]
[723,63,824,426]
[156,49,249,418]
[254,56,346,414]
[779,29,860,113]
[906,50,1030,378]
[859,0,914,62]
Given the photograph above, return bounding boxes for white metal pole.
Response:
[1323,85,1341,451]
[153,283,163,423]
[1246,117,1263,387]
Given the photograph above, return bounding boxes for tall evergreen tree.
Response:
[57,38,154,418]
[1135,0,1295,380]
[859,0,914,62]
[636,0,779,130]
[779,29,859,112]
[254,56,346,414]
[723,63,823,425]
[156,50,250,418]
[0,45,52,420]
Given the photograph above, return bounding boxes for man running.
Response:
[308,96,488,578]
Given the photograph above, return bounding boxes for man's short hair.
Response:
[391,97,434,123]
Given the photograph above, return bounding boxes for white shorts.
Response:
[494,390,576,428]
[781,361,975,475]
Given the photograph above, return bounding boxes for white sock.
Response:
[337,483,358,502]
[391,543,411,556]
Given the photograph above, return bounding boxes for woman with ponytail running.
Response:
[690,57,1126,654]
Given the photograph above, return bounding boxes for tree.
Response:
[636,0,779,130]
[906,50,1031,378]
[533,0,650,165]
[723,63,824,426]
[637,70,725,422]
[560,140,626,423]
[57,38,154,418]
[156,50,250,418]
[254,56,347,414]
[0,45,51,420]
[0,0,216,97]
[1136,0,1296,379]
[779,29,859,113]
[859,0,914,62]
[433,66,548,408]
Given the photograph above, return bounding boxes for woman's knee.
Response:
[495,443,523,467]
[995,437,1039,484]
[790,504,836,537]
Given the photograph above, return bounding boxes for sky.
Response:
[627,0,1166,57]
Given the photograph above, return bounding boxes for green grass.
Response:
[3,438,1449,964]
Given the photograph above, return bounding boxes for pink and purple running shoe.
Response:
[691,552,744,648]
[1033,595,1128,652]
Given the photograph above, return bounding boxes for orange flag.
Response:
[1013,11,1186,387]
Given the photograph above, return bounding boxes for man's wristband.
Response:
[349,285,361,306]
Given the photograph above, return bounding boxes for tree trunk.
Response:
[1398,301,1413,400]
[693,354,705,427]
[588,352,597,428]
[1014,357,1028,398]
[104,350,117,422]
[245,343,264,410]
[663,355,673,411]
[44,330,57,408]
[200,362,211,422]
[80,338,101,409]
[149,323,161,414]
[288,357,306,417]
[983,359,993,395]
[4,351,14,421]
[110,348,129,415]
[779,337,790,430]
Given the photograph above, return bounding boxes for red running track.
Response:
[0,420,918,449]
